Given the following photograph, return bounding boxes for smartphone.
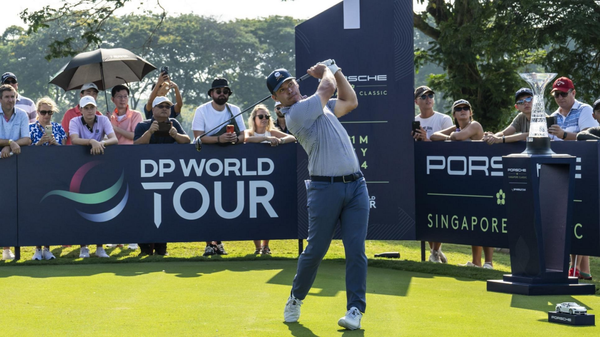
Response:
[44,124,53,135]
[158,121,172,133]
[160,66,169,74]
[226,124,235,134]
[546,116,555,130]
[412,121,421,133]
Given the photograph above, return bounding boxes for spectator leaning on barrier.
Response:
[577,99,600,141]
[430,99,483,141]
[69,95,117,258]
[134,96,190,256]
[412,85,452,264]
[0,84,32,260]
[245,104,296,255]
[61,83,102,145]
[548,76,598,141]
[192,77,246,257]
[412,86,453,142]
[30,97,66,146]
[483,88,538,144]
[144,70,182,120]
[1,72,36,123]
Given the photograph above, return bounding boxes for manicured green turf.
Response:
[1,240,598,335]
[1,260,599,336]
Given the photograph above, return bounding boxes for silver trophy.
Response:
[519,73,557,155]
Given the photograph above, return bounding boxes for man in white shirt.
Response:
[413,86,453,142]
[191,77,246,256]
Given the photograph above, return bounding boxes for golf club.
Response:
[194,72,311,151]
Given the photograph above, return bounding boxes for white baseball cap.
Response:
[81,83,99,92]
[152,96,173,108]
[79,95,97,108]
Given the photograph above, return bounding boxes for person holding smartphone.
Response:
[133,96,190,256]
[413,86,453,142]
[29,97,66,147]
[143,69,183,120]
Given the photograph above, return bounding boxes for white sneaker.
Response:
[284,295,303,322]
[428,249,441,263]
[2,249,15,260]
[95,247,110,258]
[79,247,90,258]
[483,262,494,269]
[43,248,56,260]
[459,261,480,267]
[32,248,43,261]
[128,243,138,250]
[338,307,362,330]
[438,249,448,263]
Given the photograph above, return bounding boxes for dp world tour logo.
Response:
[41,161,129,222]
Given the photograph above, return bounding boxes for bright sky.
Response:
[2,0,424,32]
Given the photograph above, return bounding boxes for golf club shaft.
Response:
[199,73,311,139]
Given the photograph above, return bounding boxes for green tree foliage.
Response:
[0,14,298,136]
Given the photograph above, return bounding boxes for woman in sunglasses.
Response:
[244,104,296,147]
[430,99,483,141]
[244,104,296,255]
[27,97,66,261]
[29,96,66,146]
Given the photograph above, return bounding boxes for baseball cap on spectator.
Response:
[152,96,173,108]
[1,72,17,84]
[81,83,99,93]
[79,96,97,108]
[551,77,574,93]
[267,69,294,94]
[414,86,434,99]
[274,101,282,107]
[514,88,533,103]
[452,99,471,110]
[207,78,231,96]
[593,99,600,111]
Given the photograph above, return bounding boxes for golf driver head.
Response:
[195,136,202,152]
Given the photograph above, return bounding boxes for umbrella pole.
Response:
[99,62,109,115]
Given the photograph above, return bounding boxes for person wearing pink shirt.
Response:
[109,85,143,145]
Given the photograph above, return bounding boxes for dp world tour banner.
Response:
[415,141,600,257]
[295,0,415,240]
[9,144,297,246]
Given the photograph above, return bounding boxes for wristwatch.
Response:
[562,131,567,139]
[8,139,13,145]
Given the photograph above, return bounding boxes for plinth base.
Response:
[548,311,595,326]
[523,137,554,155]
[487,275,596,295]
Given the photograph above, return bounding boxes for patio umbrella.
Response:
[50,48,156,111]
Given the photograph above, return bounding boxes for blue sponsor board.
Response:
[415,141,600,256]
[295,0,416,240]
[0,156,17,247]
[15,144,297,246]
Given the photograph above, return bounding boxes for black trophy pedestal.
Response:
[487,152,595,295]
[548,311,595,326]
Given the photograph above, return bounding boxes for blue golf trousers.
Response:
[291,177,370,312]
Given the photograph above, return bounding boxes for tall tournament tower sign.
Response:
[487,73,595,295]
[294,0,416,240]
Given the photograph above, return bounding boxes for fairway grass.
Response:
[1,241,599,335]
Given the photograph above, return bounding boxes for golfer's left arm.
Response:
[333,70,358,118]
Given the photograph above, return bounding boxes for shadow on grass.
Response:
[285,322,318,337]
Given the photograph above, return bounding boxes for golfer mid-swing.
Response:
[267,61,369,330]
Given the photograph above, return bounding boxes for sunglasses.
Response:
[39,110,54,116]
[256,114,271,120]
[419,93,434,100]
[553,90,571,98]
[275,106,281,111]
[156,104,171,109]
[4,79,17,84]
[454,106,471,112]
[516,96,533,105]
[214,88,231,95]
